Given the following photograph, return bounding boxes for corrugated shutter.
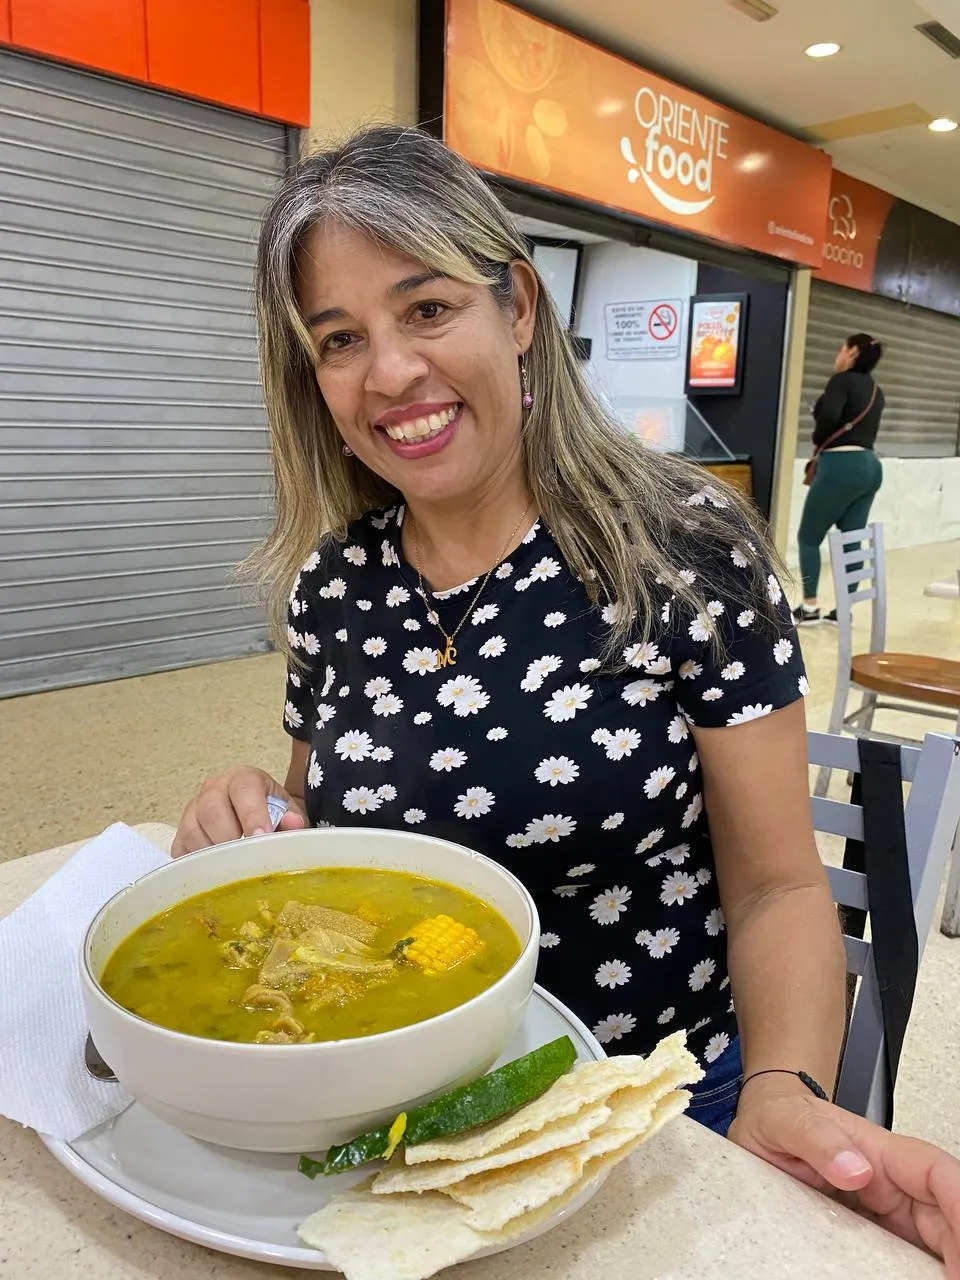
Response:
[0,50,288,697]
[802,279,960,458]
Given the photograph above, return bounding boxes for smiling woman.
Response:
[169,127,960,1264]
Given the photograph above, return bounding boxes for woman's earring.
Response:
[342,444,353,457]
[520,355,534,411]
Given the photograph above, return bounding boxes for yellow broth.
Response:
[99,868,521,1044]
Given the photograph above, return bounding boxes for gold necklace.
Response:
[408,503,533,670]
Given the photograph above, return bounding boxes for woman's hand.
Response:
[730,1077,960,1275]
[172,766,307,856]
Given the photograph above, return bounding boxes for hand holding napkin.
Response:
[0,823,170,1140]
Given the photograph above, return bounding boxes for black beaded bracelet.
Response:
[740,1069,829,1101]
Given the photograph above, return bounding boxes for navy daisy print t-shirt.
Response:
[282,499,807,1064]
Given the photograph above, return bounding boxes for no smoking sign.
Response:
[604,299,684,361]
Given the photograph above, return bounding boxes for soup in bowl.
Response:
[81,827,539,1152]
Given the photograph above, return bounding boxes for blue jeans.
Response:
[686,1036,743,1137]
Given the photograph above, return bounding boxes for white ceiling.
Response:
[521,0,960,223]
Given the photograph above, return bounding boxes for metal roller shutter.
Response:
[802,279,960,458]
[0,50,289,697]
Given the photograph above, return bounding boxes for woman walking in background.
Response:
[793,333,885,626]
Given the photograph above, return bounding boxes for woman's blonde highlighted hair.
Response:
[244,125,780,664]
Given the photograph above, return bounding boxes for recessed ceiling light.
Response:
[928,117,959,132]
[804,42,842,58]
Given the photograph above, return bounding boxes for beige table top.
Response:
[0,826,943,1280]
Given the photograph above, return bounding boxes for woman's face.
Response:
[295,223,538,510]
[835,342,857,373]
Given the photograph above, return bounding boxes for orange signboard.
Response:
[443,0,832,268]
[814,171,895,293]
[687,296,746,392]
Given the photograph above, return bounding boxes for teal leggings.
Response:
[797,449,883,598]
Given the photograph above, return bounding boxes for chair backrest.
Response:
[808,729,960,1124]
[828,521,887,657]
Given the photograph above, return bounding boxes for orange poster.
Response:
[443,0,832,268]
[814,171,895,293]
[687,298,745,391]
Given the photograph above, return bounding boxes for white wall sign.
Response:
[604,298,684,361]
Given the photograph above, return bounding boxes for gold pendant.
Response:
[436,639,457,669]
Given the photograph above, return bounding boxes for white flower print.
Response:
[553,884,580,896]
[303,551,322,574]
[320,664,336,696]
[544,683,592,723]
[682,793,704,828]
[688,613,713,644]
[579,658,601,674]
[622,678,663,707]
[430,747,468,772]
[343,545,366,566]
[661,601,671,625]
[307,755,323,788]
[540,932,561,949]
[315,703,336,726]
[635,930,653,945]
[604,728,642,761]
[373,694,403,717]
[413,712,433,725]
[644,766,676,798]
[702,688,724,702]
[386,585,410,607]
[479,635,507,659]
[688,751,700,773]
[335,628,348,642]
[706,908,726,936]
[696,867,713,886]
[767,574,784,605]
[372,746,394,762]
[404,646,438,676]
[455,788,495,820]
[527,813,577,843]
[600,602,621,625]
[364,677,392,699]
[471,603,499,626]
[403,618,421,631]
[514,576,533,592]
[370,512,389,532]
[522,655,562,692]
[595,960,632,989]
[657,1007,676,1025]
[663,844,690,865]
[568,863,595,877]
[591,728,612,746]
[530,556,560,582]
[705,601,725,621]
[283,699,305,731]
[535,756,579,787]
[720,976,731,990]
[520,673,542,693]
[506,833,532,848]
[356,599,372,612]
[678,568,697,585]
[434,578,478,600]
[593,1013,637,1044]
[320,577,346,599]
[522,522,540,545]
[457,691,490,717]
[660,871,699,906]
[692,1017,711,1033]
[646,656,673,676]
[679,660,703,681]
[737,609,755,628]
[334,730,374,762]
[646,928,681,958]
[288,669,302,689]
[342,786,382,815]
[362,637,387,657]
[667,715,689,744]
[382,539,401,568]
[290,596,302,617]
[426,609,440,626]
[544,611,566,628]
[727,703,774,726]
[704,1032,731,1064]
[645,855,663,869]
[689,959,717,991]
[731,545,750,569]
[495,561,514,579]
[377,784,397,802]
[487,726,508,741]
[602,812,625,830]
[624,641,659,668]
[286,627,302,650]
[799,675,811,696]
[774,638,794,666]
[721,661,745,682]
[675,782,689,801]
[636,828,665,854]
[589,885,632,925]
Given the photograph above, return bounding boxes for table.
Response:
[0,827,943,1280]
[923,581,960,601]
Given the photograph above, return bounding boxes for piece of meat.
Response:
[242,984,294,1014]
[254,1029,296,1045]
[276,901,378,945]
[270,1014,305,1037]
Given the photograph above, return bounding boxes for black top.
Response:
[812,371,885,450]
[283,498,807,1064]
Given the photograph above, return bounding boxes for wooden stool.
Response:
[850,654,960,711]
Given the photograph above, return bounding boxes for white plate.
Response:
[41,986,606,1270]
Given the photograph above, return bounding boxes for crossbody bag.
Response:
[804,381,878,486]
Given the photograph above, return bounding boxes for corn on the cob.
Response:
[402,915,482,975]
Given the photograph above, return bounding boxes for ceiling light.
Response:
[928,117,959,132]
[805,42,842,58]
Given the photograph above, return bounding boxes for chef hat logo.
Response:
[829,193,857,242]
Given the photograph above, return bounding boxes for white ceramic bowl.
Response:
[80,827,539,1153]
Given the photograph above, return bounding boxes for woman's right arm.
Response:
[811,373,850,444]
[171,741,309,856]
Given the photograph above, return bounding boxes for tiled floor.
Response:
[2,538,958,1149]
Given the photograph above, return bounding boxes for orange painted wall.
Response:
[3,0,309,125]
